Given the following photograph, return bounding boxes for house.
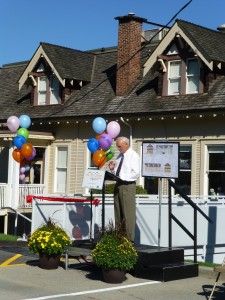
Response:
[0,13,225,234]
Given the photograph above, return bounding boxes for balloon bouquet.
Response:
[7,115,36,183]
[87,117,121,168]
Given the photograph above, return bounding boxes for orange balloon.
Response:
[92,149,107,168]
[95,131,106,140]
[21,143,33,158]
[12,148,24,163]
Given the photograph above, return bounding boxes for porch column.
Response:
[8,142,19,208]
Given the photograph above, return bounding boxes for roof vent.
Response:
[128,12,135,16]
[217,24,225,33]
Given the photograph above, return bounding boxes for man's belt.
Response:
[117,180,136,185]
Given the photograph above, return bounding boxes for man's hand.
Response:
[108,161,115,171]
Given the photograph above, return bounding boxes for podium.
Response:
[101,171,122,232]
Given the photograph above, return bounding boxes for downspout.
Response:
[120,117,133,149]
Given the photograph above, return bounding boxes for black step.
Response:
[135,245,184,265]
[134,261,199,282]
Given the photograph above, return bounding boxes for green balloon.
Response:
[17,127,29,140]
[106,146,115,161]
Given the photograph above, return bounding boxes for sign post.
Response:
[142,141,179,247]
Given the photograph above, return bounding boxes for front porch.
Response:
[0,183,45,234]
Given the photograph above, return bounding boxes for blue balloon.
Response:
[87,138,100,153]
[13,135,26,149]
[92,117,106,134]
[19,115,31,129]
[25,165,30,172]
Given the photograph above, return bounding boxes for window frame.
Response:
[168,60,182,95]
[33,73,62,106]
[186,58,200,94]
[55,146,68,193]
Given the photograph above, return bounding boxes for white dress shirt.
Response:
[115,148,140,182]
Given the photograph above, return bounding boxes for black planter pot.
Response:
[39,253,61,270]
[102,268,126,283]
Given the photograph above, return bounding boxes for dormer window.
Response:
[38,76,47,105]
[167,58,200,96]
[35,74,61,106]
[186,58,200,94]
[168,61,181,95]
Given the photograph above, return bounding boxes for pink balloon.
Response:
[20,167,26,174]
[7,116,20,133]
[107,121,121,139]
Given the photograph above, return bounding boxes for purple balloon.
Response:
[107,121,121,139]
[99,134,113,150]
[7,116,20,133]
[26,147,36,161]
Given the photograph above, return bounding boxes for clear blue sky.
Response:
[1,0,225,66]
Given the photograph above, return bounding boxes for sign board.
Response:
[82,168,105,190]
[142,141,179,178]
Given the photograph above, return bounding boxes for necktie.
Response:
[116,154,124,176]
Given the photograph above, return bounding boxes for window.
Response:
[175,145,192,195]
[166,58,200,96]
[186,59,200,93]
[56,147,68,193]
[50,75,60,104]
[168,61,181,95]
[38,77,47,105]
[207,146,225,196]
[23,147,46,184]
[36,75,61,105]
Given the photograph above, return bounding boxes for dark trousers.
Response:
[114,182,136,241]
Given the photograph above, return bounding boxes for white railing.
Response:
[1,184,225,209]
[19,184,46,208]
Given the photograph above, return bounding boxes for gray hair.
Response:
[116,136,130,146]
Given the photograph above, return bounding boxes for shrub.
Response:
[92,183,147,194]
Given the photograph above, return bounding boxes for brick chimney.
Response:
[115,13,147,96]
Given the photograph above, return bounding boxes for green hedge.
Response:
[92,183,148,194]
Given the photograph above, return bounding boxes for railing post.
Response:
[168,180,172,248]
[194,208,197,263]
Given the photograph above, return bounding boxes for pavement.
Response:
[0,241,225,300]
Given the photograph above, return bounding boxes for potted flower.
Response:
[28,218,71,269]
[92,221,138,283]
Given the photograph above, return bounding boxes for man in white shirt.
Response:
[108,136,140,242]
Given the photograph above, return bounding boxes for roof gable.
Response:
[18,43,95,90]
[143,20,225,76]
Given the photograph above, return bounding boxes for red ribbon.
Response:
[26,195,100,205]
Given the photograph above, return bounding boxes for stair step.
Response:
[136,246,184,266]
[135,262,199,282]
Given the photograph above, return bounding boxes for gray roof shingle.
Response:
[1,19,225,124]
